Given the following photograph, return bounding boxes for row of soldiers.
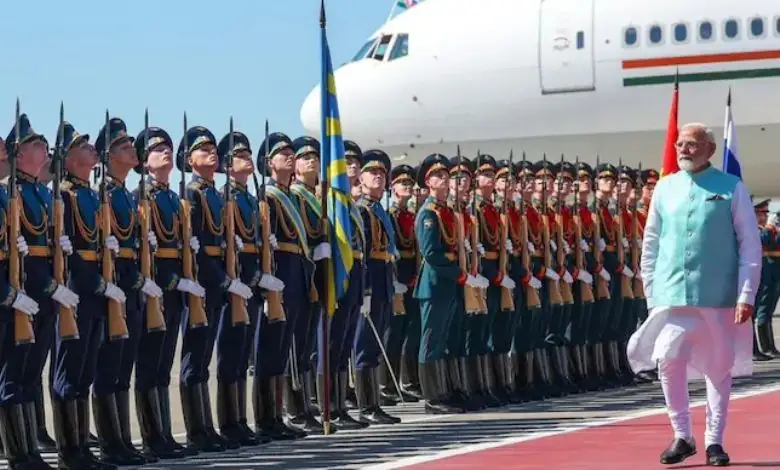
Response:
[754,198,780,361]
[0,108,662,469]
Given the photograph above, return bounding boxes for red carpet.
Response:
[407,389,780,469]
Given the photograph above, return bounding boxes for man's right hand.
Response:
[52,285,79,309]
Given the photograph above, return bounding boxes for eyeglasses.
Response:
[675,140,701,149]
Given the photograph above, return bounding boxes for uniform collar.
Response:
[191,175,214,188]
[66,173,91,188]
[293,179,316,193]
[16,170,37,184]
[149,177,169,190]
[426,195,448,208]
[230,179,248,192]
[360,194,381,205]
[106,173,125,188]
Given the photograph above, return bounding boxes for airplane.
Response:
[300,0,780,196]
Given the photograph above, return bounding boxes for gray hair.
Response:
[680,122,716,144]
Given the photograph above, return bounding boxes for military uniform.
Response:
[413,154,471,414]
[615,165,638,382]
[177,126,236,452]
[252,132,309,440]
[131,126,190,460]
[92,118,149,466]
[754,197,780,358]
[352,150,401,424]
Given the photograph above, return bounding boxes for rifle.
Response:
[519,152,540,309]
[591,155,611,300]
[180,113,208,328]
[616,158,634,300]
[10,100,35,345]
[541,154,563,306]
[498,151,514,311]
[139,109,165,333]
[254,120,284,321]
[100,110,129,341]
[454,147,481,314]
[470,152,487,313]
[632,163,645,299]
[53,103,79,340]
[555,155,574,304]
[224,118,249,326]
[572,156,594,304]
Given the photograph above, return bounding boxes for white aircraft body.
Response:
[300,0,780,195]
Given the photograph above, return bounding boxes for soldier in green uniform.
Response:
[753,197,780,359]
[414,154,488,414]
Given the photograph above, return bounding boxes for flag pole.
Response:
[319,0,332,436]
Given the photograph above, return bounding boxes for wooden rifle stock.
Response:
[542,214,563,305]
[631,209,645,299]
[555,210,574,304]
[616,204,634,299]
[139,201,165,332]
[225,198,249,326]
[498,212,514,311]
[259,200,285,321]
[469,212,488,312]
[9,196,34,345]
[180,199,208,328]
[101,197,129,341]
[520,212,541,308]
[573,210,594,304]
[53,197,78,340]
[455,207,481,314]
[591,210,611,300]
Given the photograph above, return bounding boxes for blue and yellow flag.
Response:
[320,6,354,317]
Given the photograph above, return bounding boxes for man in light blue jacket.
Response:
[627,122,761,467]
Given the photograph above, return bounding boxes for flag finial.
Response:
[320,0,326,28]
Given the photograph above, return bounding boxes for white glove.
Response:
[563,270,574,284]
[563,240,572,254]
[527,241,535,253]
[529,277,542,290]
[104,283,126,303]
[475,274,490,288]
[393,281,408,295]
[477,243,485,255]
[465,274,480,288]
[141,278,163,298]
[622,237,629,248]
[579,239,589,252]
[59,235,74,256]
[234,235,245,252]
[52,285,79,309]
[464,238,472,253]
[622,266,634,278]
[228,279,253,299]
[189,236,200,254]
[176,278,206,297]
[635,270,642,281]
[105,235,119,255]
[500,276,516,290]
[598,238,606,252]
[269,234,279,250]
[258,274,285,292]
[545,269,560,281]
[361,296,371,315]
[635,237,642,246]
[599,269,611,282]
[313,242,331,261]
[577,270,593,285]
[550,240,557,252]
[505,238,513,253]
[13,292,39,316]
[147,231,158,251]
[16,236,28,256]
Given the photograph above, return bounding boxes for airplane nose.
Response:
[300,84,321,136]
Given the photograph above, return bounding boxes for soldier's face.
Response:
[555,177,572,196]
[295,152,319,177]
[111,139,138,167]
[757,209,769,225]
[618,179,633,196]
[476,172,495,191]
[271,148,295,172]
[496,176,514,199]
[598,176,615,193]
[147,144,173,172]
[578,176,591,193]
[642,184,654,200]
[449,173,470,196]
[346,158,360,179]
[69,142,98,168]
[426,170,449,192]
[188,143,218,171]
[535,175,554,195]
[360,168,386,191]
[19,139,48,170]
[232,150,254,175]
[393,179,413,198]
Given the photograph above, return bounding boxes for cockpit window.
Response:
[389,34,409,61]
[352,39,377,62]
[371,34,394,61]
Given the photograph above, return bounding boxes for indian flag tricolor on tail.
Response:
[397,0,421,9]
[660,69,680,177]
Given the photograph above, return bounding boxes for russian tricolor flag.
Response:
[722,88,742,180]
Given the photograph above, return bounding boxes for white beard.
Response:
[678,159,695,172]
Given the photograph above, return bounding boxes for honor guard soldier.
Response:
[253,132,308,440]
[382,164,421,404]
[0,135,46,469]
[287,136,329,434]
[345,140,363,202]
[132,126,194,460]
[754,197,780,359]
[495,159,536,402]
[92,118,157,465]
[49,121,115,469]
[327,140,368,430]
[353,150,403,424]
[8,115,82,469]
[178,125,253,452]
[447,156,484,411]
[217,130,284,445]
[615,164,638,382]
[510,160,546,400]
[414,154,488,414]
[633,167,658,381]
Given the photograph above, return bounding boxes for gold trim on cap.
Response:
[425,162,448,179]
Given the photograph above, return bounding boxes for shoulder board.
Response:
[61,180,74,191]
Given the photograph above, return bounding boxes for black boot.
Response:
[475,355,502,407]
[283,374,323,434]
[0,404,38,470]
[217,381,249,446]
[502,354,523,403]
[753,326,773,361]
[369,368,402,423]
[523,351,544,400]
[200,382,239,450]
[180,383,224,453]
[21,401,49,468]
[767,321,780,356]
[116,390,154,463]
[135,388,184,459]
[312,374,338,434]
[378,358,401,406]
[33,385,56,454]
[252,376,300,440]
[355,367,400,424]
[159,386,197,456]
[92,394,145,466]
[332,371,367,430]
[756,323,778,358]
[52,398,96,470]
[400,351,423,400]
[458,357,486,410]
[77,398,114,469]
[237,379,266,445]
[420,362,461,414]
